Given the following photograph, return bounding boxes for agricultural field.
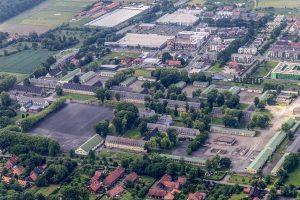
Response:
[0,50,53,74]
[0,0,97,34]
[257,0,300,8]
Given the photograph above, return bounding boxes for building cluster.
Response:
[1,155,47,189]
[78,2,120,17]
[265,15,285,33]
[247,118,300,174]
[268,40,300,61]
[88,166,137,199]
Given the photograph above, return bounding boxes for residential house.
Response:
[90,181,103,193]
[124,172,139,183]
[12,166,25,176]
[107,185,125,198]
[110,90,148,104]
[103,166,125,187]
[6,156,18,169]
[158,99,201,111]
[188,192,205,200]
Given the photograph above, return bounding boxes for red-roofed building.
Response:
[104,166,125,186]
[177,177,187,185]
[2,176,11,184]
[188,192,204,200]
[148,188,167,199]
[161,181,180,190]
[107,185,125,198]
[253,197,260,200]
[91,170,103,183]
[160,174,172,182]
[243,187,251,194]
[71,58,80,66]
[166,60,182,67]
[29,171,38,182]
[89,181,102,193]
[18,180,30,188]
[12,166,25,176]
[6,155,18,169]
[124,172,139,182]
[164,192,175,200]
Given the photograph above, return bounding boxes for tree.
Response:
[115,92,120,101]
[162,52,172,63]
[113,117,124,134]
[0,92,11,107]
[254,97,260,106]
[55,86,63,96]
[95,88,107,103]
[220,157,231,169]
[23,78,30,86]
[95,120,109,137]
[139,121,148,135]
[72,75,80,84]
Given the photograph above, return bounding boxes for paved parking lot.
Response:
[30,103,114,152]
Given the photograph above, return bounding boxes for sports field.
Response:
[0,50,53,74]
[258,0,300,8]
[0,0,97,34]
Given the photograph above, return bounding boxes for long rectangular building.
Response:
[105,136,146,152]
[210,125,256,137]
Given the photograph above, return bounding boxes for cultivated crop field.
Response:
[258,0,300,8]
[0,0,97,34]
[0,50,53,74]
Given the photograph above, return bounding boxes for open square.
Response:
[30,103,113,152]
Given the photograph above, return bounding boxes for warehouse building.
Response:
[60,68,81,83]
[271,62,300,81]
[120,77,136,87]
[210,125,256,137]
[105,136,146,152]
[160,154,207,166]
[105,33,173,49]
[156,11,199,26]
[75,134,104,156]
[246,119,297,174]
[80,71,96,83]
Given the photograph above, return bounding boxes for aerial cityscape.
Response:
[0,0,300,199]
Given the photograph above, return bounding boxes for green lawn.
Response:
[0,50,53,74]
[102,51,140,60]
[230,193,248,200]
[29,184,60,197]
[211,117,223,125]
[123,128,142,139]
[134,69,152,77]
[252,61,278,78]
[61,92,97,101]
[0,72,28,82]
[208,64,224,72]
[258,0,300,8]
[228,175,252,185]
[205,171,227,181]
[239,103,250,110]
[285,164,300,186]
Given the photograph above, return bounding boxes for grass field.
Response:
[61,92,98,101]
[230,193,248,200]
[123,128,142,139]
[0,50,53,74]
[252,61,278,78]
[0,72,28,82]
[208,64,224,72]
[229,175,252,185]
[29,184,60,197]
[285,164,300,186]
[188,0,206,5]
[134,69,152,77]
[0,0,97,34]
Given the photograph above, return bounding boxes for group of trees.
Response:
[20,98,66,131]
[187,132,208,155]
[0,0,45,22]
[33,56,56,78]
[222,108,244,128]
[146,129,178,150]
[112,103,139,135]
[0,128,60,156]
[206,155,231,173]
[0,74,17,93]
[95,120,109,138]
[247,114,270,129]
[105,69,134,89]
[36,159,77,187]
[207,89,240,109]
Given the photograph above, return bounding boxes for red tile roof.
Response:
[6,155,18,169]
[89,181,102,193]
[29,171,38,182]
[160,174,172,182]
[2,176,11,184]
[188,192,204,200]
[12,166,25,176]
[107,185,125,197]
[18,180,29,188]
[162,181,180,190]
[124,172,139,182]
[167,60,181,66]
[177,177,187,185]
[148,188,167,198]
[104,166,125,186]
[91,170,103,182]
[165,192,175,200]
